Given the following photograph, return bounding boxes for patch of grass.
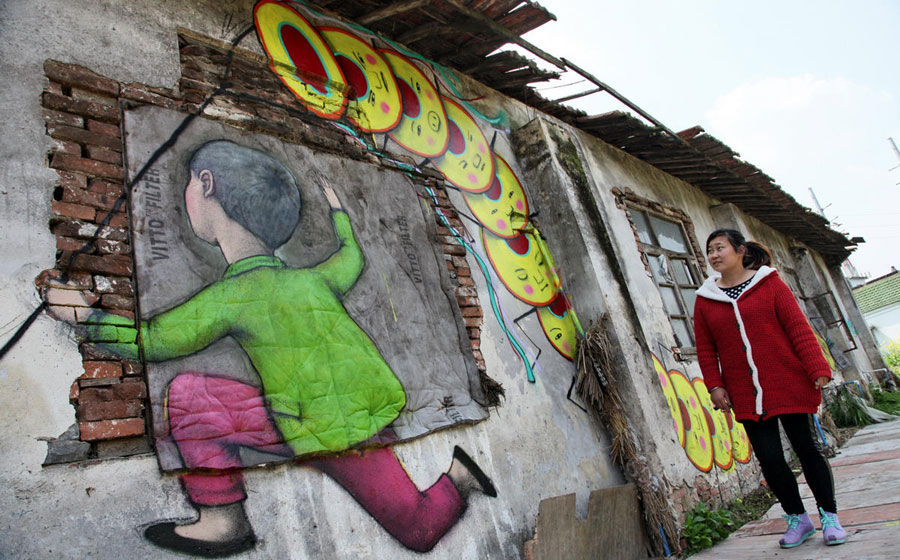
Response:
[872,388,900,415]
[826,385,874,428]
[682,486,776,556]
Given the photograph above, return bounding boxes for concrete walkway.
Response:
[690,420,900,559]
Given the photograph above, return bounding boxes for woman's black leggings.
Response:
[741,413,837,514]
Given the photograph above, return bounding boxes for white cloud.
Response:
[703,75,900,278]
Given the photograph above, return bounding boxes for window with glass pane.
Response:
[629,208,702,348]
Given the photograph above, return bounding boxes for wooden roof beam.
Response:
[357,0,432,25]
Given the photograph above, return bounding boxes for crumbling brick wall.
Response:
[36,31,492,463]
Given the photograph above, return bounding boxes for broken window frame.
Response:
[628,206,703,351]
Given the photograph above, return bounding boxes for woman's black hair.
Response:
[706,228,773,270]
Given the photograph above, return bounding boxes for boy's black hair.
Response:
[189,140,301,249]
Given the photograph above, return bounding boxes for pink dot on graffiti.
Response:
[427,136,435,145]
[673,419,678,431]
[468,172,478,184]
[690,396,697,408]
[365,54,377,65]
[380,101,390,114]
[479,143,486,153]
[496,218,507,230]
[699,437,707,450]
[563,341,571,353]
[659,373,667,385]
[426,90,434,100]
[725,440,731,451]
[516,200,524,211]
[524,284,534,295]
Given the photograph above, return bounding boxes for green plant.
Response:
[826,385,874,428]
[872,388,900,415]
[681,502,734,555]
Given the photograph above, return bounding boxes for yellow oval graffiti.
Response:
[537,294,576,360]
[381,50,449,158]
[728,410,752,463]
[482,229,558,306]
[692,377,734,470]
[669,371,713,472]
[462,153,529,237]
[319,27,402,133]
[254,0,348,119]
[652,353,685,448]
[432,96,494,192]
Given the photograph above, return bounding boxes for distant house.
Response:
[853,268,900,347]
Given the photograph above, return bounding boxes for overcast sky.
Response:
[516,0,900,280]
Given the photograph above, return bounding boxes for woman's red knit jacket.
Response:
[693,266,832,421]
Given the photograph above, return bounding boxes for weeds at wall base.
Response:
[680,485,776,557]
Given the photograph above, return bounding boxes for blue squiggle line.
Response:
[422,185,536,383]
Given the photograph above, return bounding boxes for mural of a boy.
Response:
[79,140,497,557]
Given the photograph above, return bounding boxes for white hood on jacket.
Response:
[696,265,776,302]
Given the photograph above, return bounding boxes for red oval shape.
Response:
[281,24,328,95]
[398,79,421,118]
[549,293,569,317]
[679,399,692,431]
[506,234,529,255]
[447,119,465,155]
[336,55,368,99]
[702,407,715,436]
[484,175,503,201]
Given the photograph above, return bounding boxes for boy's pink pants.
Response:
[166,372,465,552]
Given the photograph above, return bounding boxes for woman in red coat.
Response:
[693,228,848,548]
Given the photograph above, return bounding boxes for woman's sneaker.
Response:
[779,512,815,548]
[819,507,848,545]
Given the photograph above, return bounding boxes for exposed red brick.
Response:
[86,145,122,164]
[68,253,133,276]
[44,60,119,97]
[88,179,125,198]
[46,124,122,151]
[57,184,119,211]
[51,219,128,241]
[80,380,147,403]
[456,266,471,277]
[466,327,481,339]
[120,85,179,109]
[69,381,80,403]
[93,275,134,296]
[455,286,478,298]
[56,170,88,189]
[86,119,120,138]
[77,400,143,422]
[42,92,119,123]
[464,317,482,328]
[442,244,466,256]
[457,297,479,307]
[51,139,81,155]
[34,269,93,290]
[81,361,123,380]
[71,87,117,107]
[50,153,123,180]
[470,339,481,350]
[78,418,144,441]
[436,225,452,236]
[451,256,468,268]
[94,211,128,228]
[100,293,134,310]
[460,307,483,318]
[457,276,475,287]
[46,80,64,95]
[96,238,130,255]
[56,236,95,253]
[51,200,96,221]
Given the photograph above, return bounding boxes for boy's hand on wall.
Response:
[314,172,343,210]
[77,310,139,359]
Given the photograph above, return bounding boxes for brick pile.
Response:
[37,31,494,462]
